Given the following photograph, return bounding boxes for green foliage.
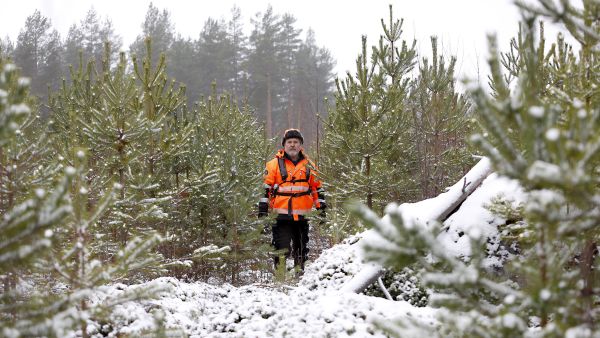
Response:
[195,18,235,97]
[357,1,600,336]
[1,65,56,213]
[468,3,600,333]
[322,6,474,244]
[227,5,247,99]
[485,195,530,249]
[364,267,429,307]
[48,41,189,249]
[30,152,167,338]
[0,169,74,338]
[0,59,62,272]
[321,7,471,243]
[354,200,523,336]
[294,29,335,139]
[173,90,272,284]
[321,5,416,240]
[45,35,276,285]
[0,58,167,338]
[247,5,285,138]
[408,37,474,199]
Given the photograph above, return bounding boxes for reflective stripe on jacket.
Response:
[263,149,322,220]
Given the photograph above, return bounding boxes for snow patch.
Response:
[434,172,525,270]
[545,128,560,141]
[528,106,544,118]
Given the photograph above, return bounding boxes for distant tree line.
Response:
[0,3,335,145]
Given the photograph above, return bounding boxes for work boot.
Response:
[293,255,305,271]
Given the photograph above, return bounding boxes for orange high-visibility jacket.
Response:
[262,149,323,220]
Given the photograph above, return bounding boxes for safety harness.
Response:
[274,157,311,216]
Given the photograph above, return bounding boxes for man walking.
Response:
[258,129,326,271]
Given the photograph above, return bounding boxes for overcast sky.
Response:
[0,0,571,83]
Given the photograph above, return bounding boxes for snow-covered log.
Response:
[339,157,493,294]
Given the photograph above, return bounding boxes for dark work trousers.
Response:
[272,218,309,270]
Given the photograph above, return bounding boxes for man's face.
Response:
[284,138,302,158]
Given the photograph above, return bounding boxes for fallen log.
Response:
[339,157,493,294]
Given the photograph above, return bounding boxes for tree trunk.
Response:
[266,73,272,139]
[87,156,94,212]
[581,240,597,325]
[365,155,372,209]
[0,147,4,212]
[7,174,13,211]
[287,94,293,129]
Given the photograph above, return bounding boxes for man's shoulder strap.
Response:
[305,164,311,180]
[277,157,288,181]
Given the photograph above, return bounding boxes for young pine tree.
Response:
[39,150,166,338]
[0,52,61,296]
[171,89,271,284]
[321,5,417,241]
[0,57,167,338]
[0,60,72,333]
[48,41,190,253]
[408,37,473,199]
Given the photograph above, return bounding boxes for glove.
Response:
[316,202,327,224]
[316,188,327,217]
[258,201,269,218]
[317,201,327,215]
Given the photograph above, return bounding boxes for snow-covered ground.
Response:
[78,167,524,337]
[86,276,437,338]
[78,229,435,337]
[76,228,441,337]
